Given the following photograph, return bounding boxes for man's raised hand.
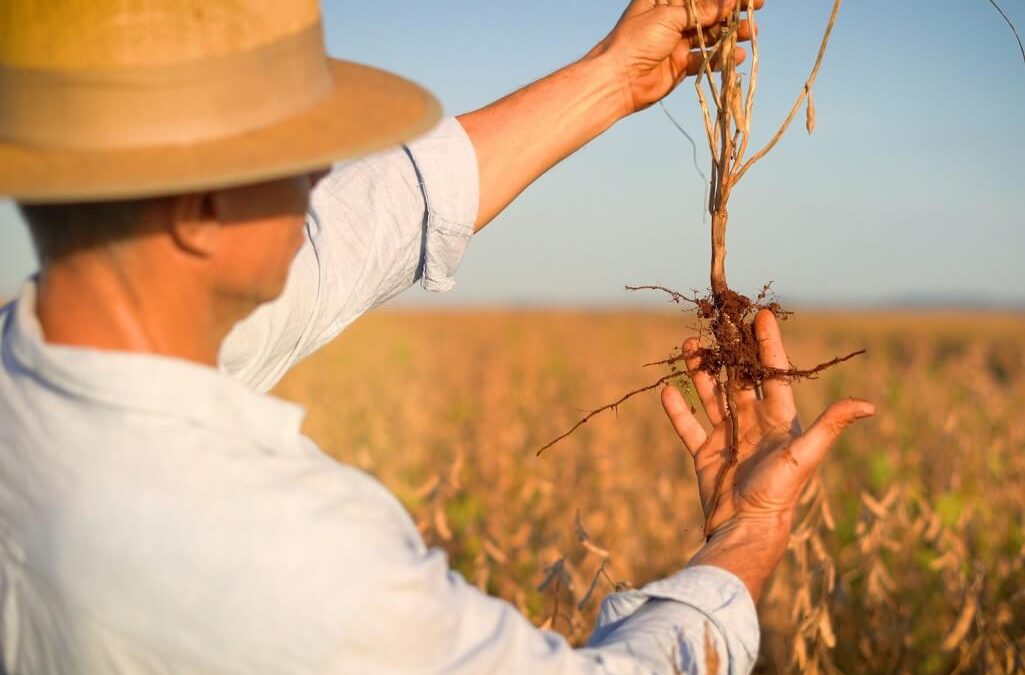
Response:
[589,0,765,116]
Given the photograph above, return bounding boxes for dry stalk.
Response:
[538,513,628,634]
[986,0,1025,67]
[733,0,843,184]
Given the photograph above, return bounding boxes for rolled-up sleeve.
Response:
[219,118,479,392]
[326,559,759,675]
[580,566,760,674]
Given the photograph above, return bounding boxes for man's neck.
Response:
[34,251,231,367]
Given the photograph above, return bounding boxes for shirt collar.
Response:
[2,280,307,454]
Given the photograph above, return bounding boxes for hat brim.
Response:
[0,59,442,203]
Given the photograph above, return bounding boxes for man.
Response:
[0,0,874,672]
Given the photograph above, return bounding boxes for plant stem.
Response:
[711,210,729,297]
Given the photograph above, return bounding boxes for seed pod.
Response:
[861,491,889,519]
[793,634,808,669]
[818,610,837,648]
[810,532,829,563]
[806,90,816,135]
[704,623,722,674]
[941,594,977,651]
[433,504,453,541]
[821,498,836,531]
[730,86,746,131]
[483,538,509,565]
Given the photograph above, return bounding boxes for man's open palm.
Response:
[662,310,875,539]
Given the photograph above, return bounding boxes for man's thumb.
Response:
[793,398,876,468]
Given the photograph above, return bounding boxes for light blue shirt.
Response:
[0,119,758,674]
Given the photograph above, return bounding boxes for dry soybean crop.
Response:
[275,309,1025,674]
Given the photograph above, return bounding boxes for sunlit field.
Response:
[274,309,1025,674]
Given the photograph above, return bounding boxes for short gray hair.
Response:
[18,199,158,263]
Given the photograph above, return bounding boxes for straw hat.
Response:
[0,0,441,203]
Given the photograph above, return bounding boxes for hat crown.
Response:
[0,0,441,204]
[0,0,334,151]
[0,0,321,71]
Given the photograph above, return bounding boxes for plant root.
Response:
[538,284,865,464]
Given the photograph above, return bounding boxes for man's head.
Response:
[20,171,326,311]
[1,0,436,363]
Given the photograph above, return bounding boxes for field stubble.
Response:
[274,309,1025,674]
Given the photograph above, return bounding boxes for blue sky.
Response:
[2,1,1023,306]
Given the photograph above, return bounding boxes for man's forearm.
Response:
[457,51,628,231]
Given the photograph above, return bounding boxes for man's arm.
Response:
[459,0,760,231]
[220,0,761,390]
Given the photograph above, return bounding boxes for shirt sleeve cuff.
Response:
[403,117,479,293]
[591,565,760,674]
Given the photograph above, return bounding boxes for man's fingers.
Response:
[689,17,758,44]
[661,385,707,455]
[754,309,795,412]
[685,47,747,76]
[652,4,729,35]
[683,338,726,426]
[629,0,764,29]
[648,0,764,7]
[791,399,876,470]
[656,0,763,32]
[668,40,694,82]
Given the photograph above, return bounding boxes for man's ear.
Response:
[169,192,220,257]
